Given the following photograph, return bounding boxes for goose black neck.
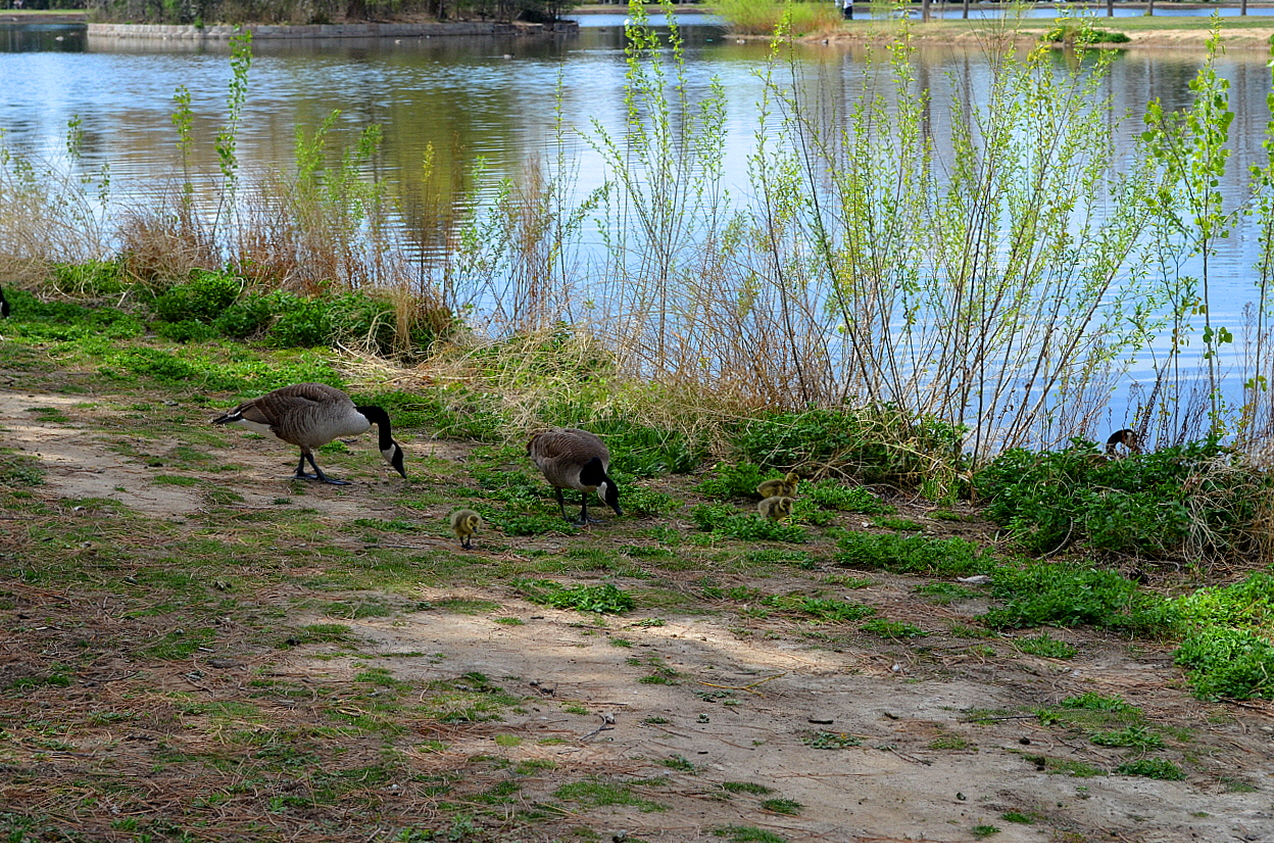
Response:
[579,456,610,487]
[356,405,396,448]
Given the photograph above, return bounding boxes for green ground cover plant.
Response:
[835,531,992,576]
[981,562,1172,633]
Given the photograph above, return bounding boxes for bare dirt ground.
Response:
[3,383,1274,843]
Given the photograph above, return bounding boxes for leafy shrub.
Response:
[1174,628,1274,700]
[154,318,219,343]
[975,438,1262,560]
[694,461,770,499]
[915,581,978,605]
[266,292,332,348]
[616,484,680,517]
[731,405,965,493]
[214,293,277,338]
[789,498,832,526]
[151,270,242,324]
[1043,20,1131,45]
[4,292,145,340]
[835,531,990,577]
[50,259,125,297]
[1172,572,1274,632]
[981,562,1173,633]
[805,480,894,514]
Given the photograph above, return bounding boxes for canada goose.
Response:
[212,382,406,485]
[1105,428,1142,456]
[758,495,794,521]
[0,284,9,318]
[449,508,482,550]
[527,427,622,525]
[757,472,799,499]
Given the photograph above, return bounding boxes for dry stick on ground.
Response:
[696,673,786,696]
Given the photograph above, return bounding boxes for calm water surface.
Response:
[1,14,1271,434]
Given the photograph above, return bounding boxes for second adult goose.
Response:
[212,382,407,485]
[1105,428,1142,456]
[527,427,622,525]
[0,284,9,318]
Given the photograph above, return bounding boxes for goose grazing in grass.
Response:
[449,508,482,550]
[757,471,799,499]
[0,284,9,318]
[757,495,794,521]
[212,382,406,485]
[1105,428,1142,457]
[527,427,622,525]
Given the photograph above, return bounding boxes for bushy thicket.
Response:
[732,407,967,496]
[974,438,1268,563]
[142,267,453,356]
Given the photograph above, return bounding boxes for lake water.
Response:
[2,12,1272,447]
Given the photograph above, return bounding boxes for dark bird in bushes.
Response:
[1105,428,1142,457]
[212,383,406,485]
[527,427,622,525]
[0,284,9,318]
[450,508,482,550]
[757,495,794,521]
[757,471,799,499]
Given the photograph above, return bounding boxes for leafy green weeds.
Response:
[982,562,1172,633]
[836,531,992,576]
[514,579,635,614]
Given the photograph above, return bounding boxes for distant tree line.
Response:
[86,0,578,25]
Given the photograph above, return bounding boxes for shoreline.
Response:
[5,6,1274,50]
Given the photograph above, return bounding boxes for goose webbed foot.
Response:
[573,496,606,526]
[296,454,351,485]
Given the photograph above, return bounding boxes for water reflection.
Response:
[1,15,1271,440]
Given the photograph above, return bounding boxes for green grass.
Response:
[860,618,925,639]
[553,777,667,812]
[1014,633,1078,660]
[1115,758,1186,780]
[758,797,802,815]
[713,826,788,843]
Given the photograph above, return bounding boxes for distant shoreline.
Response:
[5,5,1274,51]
